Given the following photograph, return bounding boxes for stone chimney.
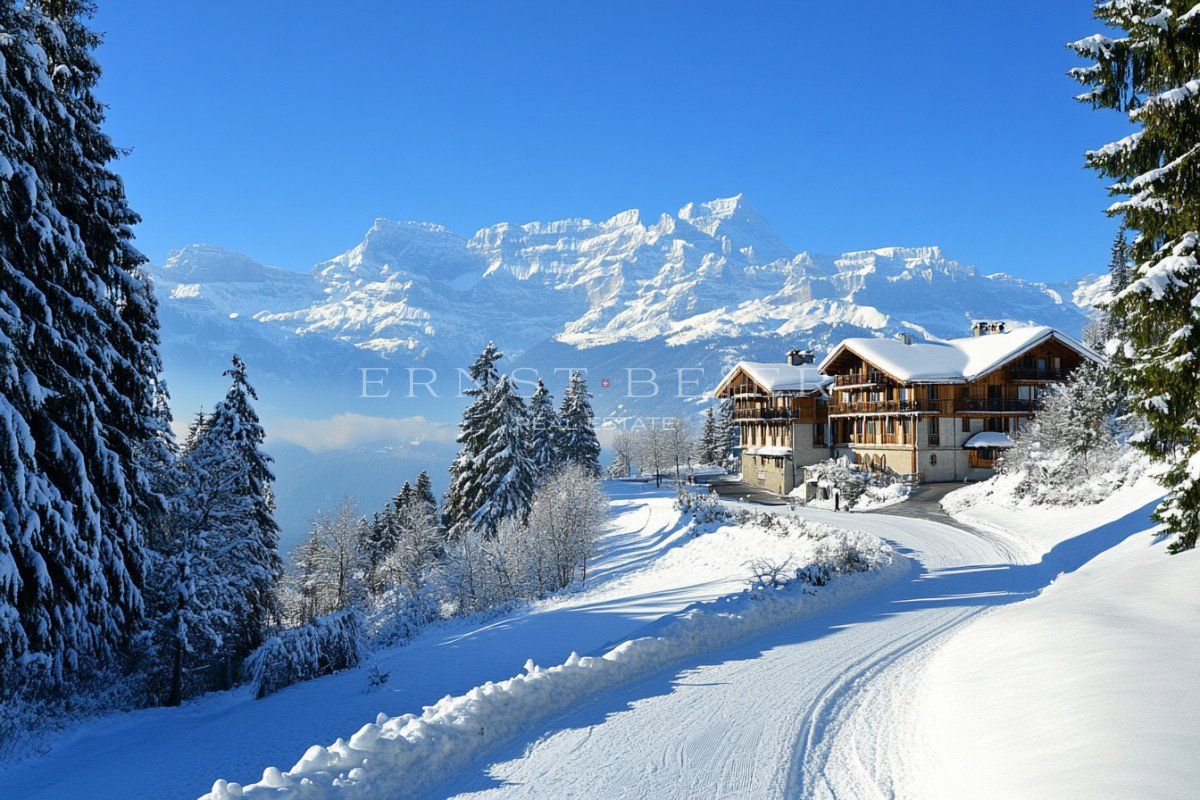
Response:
[895,332,913,345]
[971,320,1008,337]
[787,348,815,366]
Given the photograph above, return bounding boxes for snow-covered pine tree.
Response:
[360,500,399,594]
[413,470,437,515]
[443,343,505,535]
[379,496,443,592]
[149,420,230,706]
[714,398,738,471]
[1084,230,1134,350]
[471,376,537,536]
[0,1,164,686]
[557,372,602,477]
[198,356,283,673]
[697,406,719,465]
[1071,1,1200,551]
[528,379,561,479]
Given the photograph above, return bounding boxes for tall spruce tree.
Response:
[697,406,720,465]
[0,1,164,685]
[197,356,282,672]
[444,343,505,535]
[714,399,738,470]
[528,379,561,479]
[149,414,228,706]
[413,470,437,514]
[557,372,602,477]
[471,376,537,536]
[1071,1,1200,552]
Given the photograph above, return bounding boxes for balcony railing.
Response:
[834,371,887,387]
[1008,368,1065,382]
[957,398,1033,412]
[734,407,801,421]
[829,398,1033,415]
[831,435,911,447]
[828,398,941,414]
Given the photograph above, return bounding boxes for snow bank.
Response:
[927,478,1198,800]
[200,534,905,800]
[942,453,1154,557]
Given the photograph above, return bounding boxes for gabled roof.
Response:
[714,361,833,396]
[817,326,1102,383]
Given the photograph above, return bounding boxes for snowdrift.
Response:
[201,534,906,800]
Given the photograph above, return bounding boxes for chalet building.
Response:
[819,323,1102,482]
[715,323,1102,491]
[712,349,832,495]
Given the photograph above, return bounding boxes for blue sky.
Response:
[93,1,1125,281]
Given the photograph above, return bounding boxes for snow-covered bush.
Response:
[201,522,899,800]
[675,487,732,528]
[799,457,913,511]
[365,581,443,649]
[798,530,891,586]
[802,457,870,507]
[997,363,1137,506]
[743,527,889,591]
[745,557,796,589]
[245,610,363,700]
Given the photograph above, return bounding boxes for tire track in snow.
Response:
[431,507,1030,800]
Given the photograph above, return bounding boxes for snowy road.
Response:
[430,505,1047,800]
[1,483,819,800]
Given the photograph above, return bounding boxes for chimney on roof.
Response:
[972,320,1007,337]
[895,332,913,345]
[787,348,814,366]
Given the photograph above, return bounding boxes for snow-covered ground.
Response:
[924,476,1199,800]
[1,482,859,800]
[11,476,1195,799]
[397,476,1189,800]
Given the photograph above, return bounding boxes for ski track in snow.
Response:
[8,481,1162,800]
[427,504,1081,800]
[0,483,810,800]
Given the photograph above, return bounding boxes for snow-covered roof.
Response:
[964,431,1016,449]
[715,361,833,396]
[818,326,1102,383]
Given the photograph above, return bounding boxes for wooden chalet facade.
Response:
[712,350,832,495]
[818,323,1101,482]
[714,324,1102,491]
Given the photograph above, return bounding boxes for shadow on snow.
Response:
[424,498,1161,799]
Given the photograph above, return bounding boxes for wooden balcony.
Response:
[833,371,887,388]
[831,434,912,447]
[1008,368,1066,382]
[734,407,801,421]
[829,398,1033,415]
[828,398,941,415]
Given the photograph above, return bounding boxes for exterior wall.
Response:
[833,416,1003,483]
[741,452,794,495]
[791,422,831,469]
[741,421,830,494]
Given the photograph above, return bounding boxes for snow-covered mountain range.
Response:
[151,193,1096,419]
[149,194,1099,545]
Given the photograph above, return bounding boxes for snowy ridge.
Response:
[146,195,1101,420]
[200,532,905,800]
